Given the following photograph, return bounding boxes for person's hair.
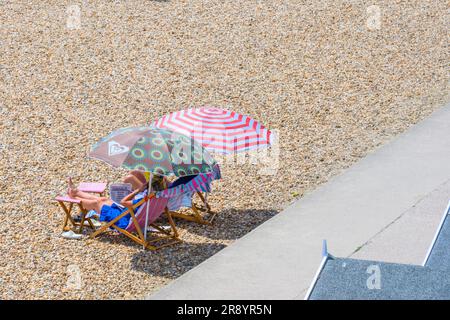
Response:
[150,174,167,191]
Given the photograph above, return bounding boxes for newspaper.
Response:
[109,183,133,204]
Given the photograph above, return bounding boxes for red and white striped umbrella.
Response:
[153,107,274,154]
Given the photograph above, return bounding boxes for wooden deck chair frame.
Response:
[169,191,217,225]
[56,198,96,233]
[89,195,181,250]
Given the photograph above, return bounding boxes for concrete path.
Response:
[351,178,450,265]
[149,104,450,300]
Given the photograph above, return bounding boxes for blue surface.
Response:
[425,214,450,270]
[310,212,450,299]
[309,257,450,300]
[169,174,197,188]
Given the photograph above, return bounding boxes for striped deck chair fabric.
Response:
[155,164,221,224]
[126,196,168,233]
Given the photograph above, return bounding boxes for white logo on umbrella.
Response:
[108,140,129,156]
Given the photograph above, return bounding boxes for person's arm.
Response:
[120,182,146,208]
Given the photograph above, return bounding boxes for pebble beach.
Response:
[0,1,448,299]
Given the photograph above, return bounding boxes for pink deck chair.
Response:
[89,194,180,250]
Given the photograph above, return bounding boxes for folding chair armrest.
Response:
[144,193,155,201]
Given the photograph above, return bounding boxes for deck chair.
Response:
[156,171,219,225]
[89,194,181,250]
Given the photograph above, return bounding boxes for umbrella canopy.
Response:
[89,126,219,246]
[89,126,217,177]
[153,107,274,154]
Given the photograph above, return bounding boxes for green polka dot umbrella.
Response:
[89,126,217,177]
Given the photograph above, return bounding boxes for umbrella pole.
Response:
[205,192,209,209]
[143,173,153,247]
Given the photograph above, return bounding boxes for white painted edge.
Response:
[303,255,329,300]
[304,240,329,300]
[422,200,450,266]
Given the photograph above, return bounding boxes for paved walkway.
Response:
[149,104,450,300]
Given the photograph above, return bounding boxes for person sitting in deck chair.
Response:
[67,174,166,229]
